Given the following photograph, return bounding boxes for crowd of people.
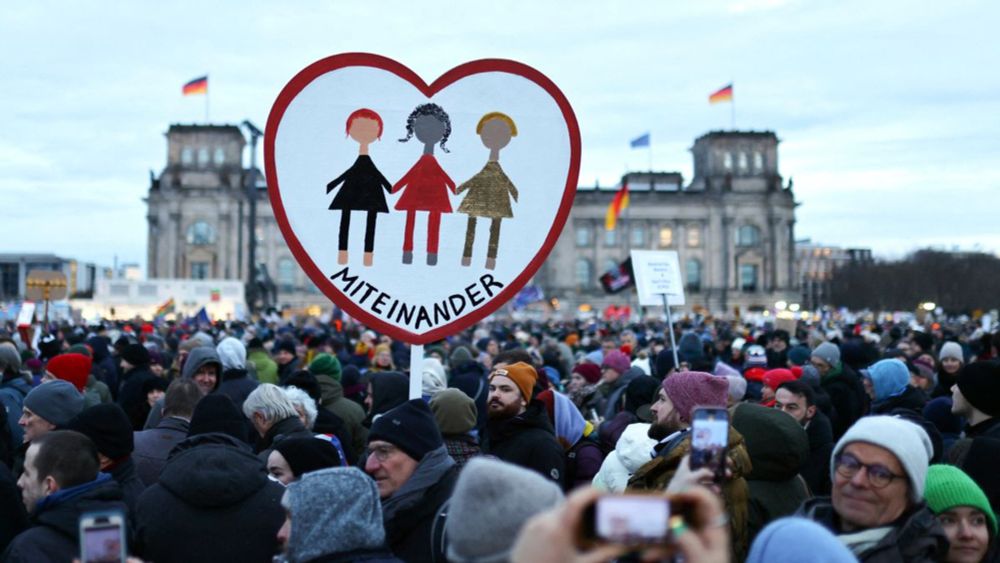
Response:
[0,313,998,562]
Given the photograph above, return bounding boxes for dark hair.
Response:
[398,103,452,153]
[283,370,322,403]
[163,379,202,418]
[777,380,816,407]
[32,430,99,489]
[493,348,533,368]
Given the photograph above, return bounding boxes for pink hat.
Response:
[601,350,631,375]
[662,371,729,424]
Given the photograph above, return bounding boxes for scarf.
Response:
[381,446,455,522]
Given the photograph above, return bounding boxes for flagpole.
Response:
[205,82,210,124]
[730,80,735,130]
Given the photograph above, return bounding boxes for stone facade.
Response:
[537,131,799,316]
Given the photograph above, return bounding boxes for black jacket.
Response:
[257,415,313,460]
[383,462,459,563]
[117,365,158,431]
[871,386,927,416]
[3,474,126,563]
[821,363,867,439]
[482,401,565,483]
[0,462,27,555]
[133,433,285,563]
[108,457,145,514]
[966,416,1000,440]
[217,368,259,410]
[800,411,834,496]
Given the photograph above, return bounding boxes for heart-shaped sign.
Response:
[265,53,580,343]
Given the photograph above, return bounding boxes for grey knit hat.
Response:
[23,380,84,427]
[811,342,840,367]
[446,457,564,563]
[831,415,932,503]
[284,467,386,563]
[0,342,22,372]
[938,342,963,363]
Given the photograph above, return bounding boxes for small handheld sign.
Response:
[631,250,685,369]
[265,53,580,397]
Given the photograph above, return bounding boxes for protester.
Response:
[278,467,402,563]
[268,437,342,485]
[309,353,368,459]
[216,336,258,409]
[797,415,949,561]
[592,422,656,492]
[565,362,601,413]
[44,352,93,404]
[537,388,603,490]
[596,350,640,420]
[420,357,447,400]
[951,361,1000,439]
[133,393,285,563]
[775,379,834,495]
[746,517,858,563]
[4,430,127,562]
[428,387,480,467]
[133,378,200,486]
[364,371,409,425]
[244,383,312,456]
[481,362,565,483]
[934,341,965,398]
[864,358,925,414]
[759,368,797,408]
[0,461,27,554]
[924,463,997,563]
[281,374,355,465]
[364,399,458,563]
[117,343,158,430]
[446,457,564,563]
[66,403,145,512]
[247,337,279,385]
[811,341,867,438]
[19,379,84,449]
[0,343,29,447]
[274,339,301,383]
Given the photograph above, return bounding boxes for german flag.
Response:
[182,75,208,96]
[709,83,733,104]
[604,182,630,231]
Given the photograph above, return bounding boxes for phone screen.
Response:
[82,523,124,563]
[595,495,670,544]
[689,407,729,480]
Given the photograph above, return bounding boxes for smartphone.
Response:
[79,510,127,563]
[578,494,694,549]
[689,406,729,482]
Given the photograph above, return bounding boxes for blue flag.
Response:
[630,133,650,148]
[194,306,211,326]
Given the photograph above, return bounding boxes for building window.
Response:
[181,147,194,165]
[575,225,592,247]
[604,228,617,246]
[191,262,209,280]
[213,147,226,166]
[723,152,733,170]
[575,259,592,287]
[659,227,673,247]
[736,224,761,247]
[686,225,701,248]
[630,225,645,246]
[0,263,19,299]
[753,151,764,170]
[685,258,702,293]
[186,221,216,245]
[197,147,209,166]
[740,264,758,292]
[277,258,296,293]
[738,152,749,172]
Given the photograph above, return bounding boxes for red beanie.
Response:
[572,363,602,385]
[763,368,798,391]
[47,353,92,393]
[662,371,729,424]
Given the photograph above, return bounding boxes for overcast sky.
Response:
[2,1,998,271]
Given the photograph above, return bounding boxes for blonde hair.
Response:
[476,112,517,136]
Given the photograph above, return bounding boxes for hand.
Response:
[666,455,716,495]
[640,486,730,563]
[512,487,627,563]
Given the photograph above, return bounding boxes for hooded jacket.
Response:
[247,348,279,385]
[3,474,126,563]
[733,403,811,543]
[482,401,565,484]
[592,422,656,493]
[118,362,158,431]
[315,374,367,460]
[216,339,259,411]
[821,362,867,439]
[145,347,225,430]
[133,433,285,563]
[133,416,190,487]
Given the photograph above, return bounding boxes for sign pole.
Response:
[408,343,424,400]
[662,293,679,370]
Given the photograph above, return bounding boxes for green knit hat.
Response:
[308,353,342,381]
[925,464,997,535]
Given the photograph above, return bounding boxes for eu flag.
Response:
[630,133,650,148]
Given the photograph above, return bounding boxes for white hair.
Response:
[283,386,318,430]
[242,383,298,422]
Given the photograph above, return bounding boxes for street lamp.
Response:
[788,303,801,312]
[920,302,936,312]
[774,300,788,311]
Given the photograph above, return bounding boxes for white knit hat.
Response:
[938,341,963,363]
[831,415,932,503]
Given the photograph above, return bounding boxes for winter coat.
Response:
[257,415,313,459]
[482,401,566,484]
[597,367,644,421]
[3,474,126,563]
[133,433,285,563]
[247,348,279,385]
[732,403,811,544]
[592,422,656,493]
[566,436,604,490]
[145,347,224,430]
[448,362,489,433]
[0,375,30,445]
[801,411,834,495]
[797,497,949,563]
[870,385,927,416]
[217,368,259,410]
[277,356,302,384]
[598,410,638,453]
[133,416,189,487]
[821,362,867,439]
[628,425,753,562]
[316,374,368,459]
[0,462,28,555]
[965,416,1000,440]
[381,447,458,563]
[108,456,146,514]
[117,364,158,430]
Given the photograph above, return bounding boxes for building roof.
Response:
[694,130,779,142]
[167,124,244,135]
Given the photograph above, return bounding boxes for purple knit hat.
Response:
[662,371,729,424]
[602,350,631,374]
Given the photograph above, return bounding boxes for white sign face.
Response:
[631,250,685,307]
[16,302,35,328]
[265,54,580,343]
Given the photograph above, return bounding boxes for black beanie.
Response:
[274,437,342,477]
[957,361,1000,416]
[121,343,150,366]
[368,399,443,461]
[273,340,297,356]
[67,404,134,460]
[188,394,246,440]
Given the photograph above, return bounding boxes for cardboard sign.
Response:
[16,302,35,328]
[631,250,685,307]
[266,53,580,343]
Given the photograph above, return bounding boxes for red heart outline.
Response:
[264,53,581,344]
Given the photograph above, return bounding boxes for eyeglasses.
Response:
[366,444,398,463]
[834,453,904,488]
